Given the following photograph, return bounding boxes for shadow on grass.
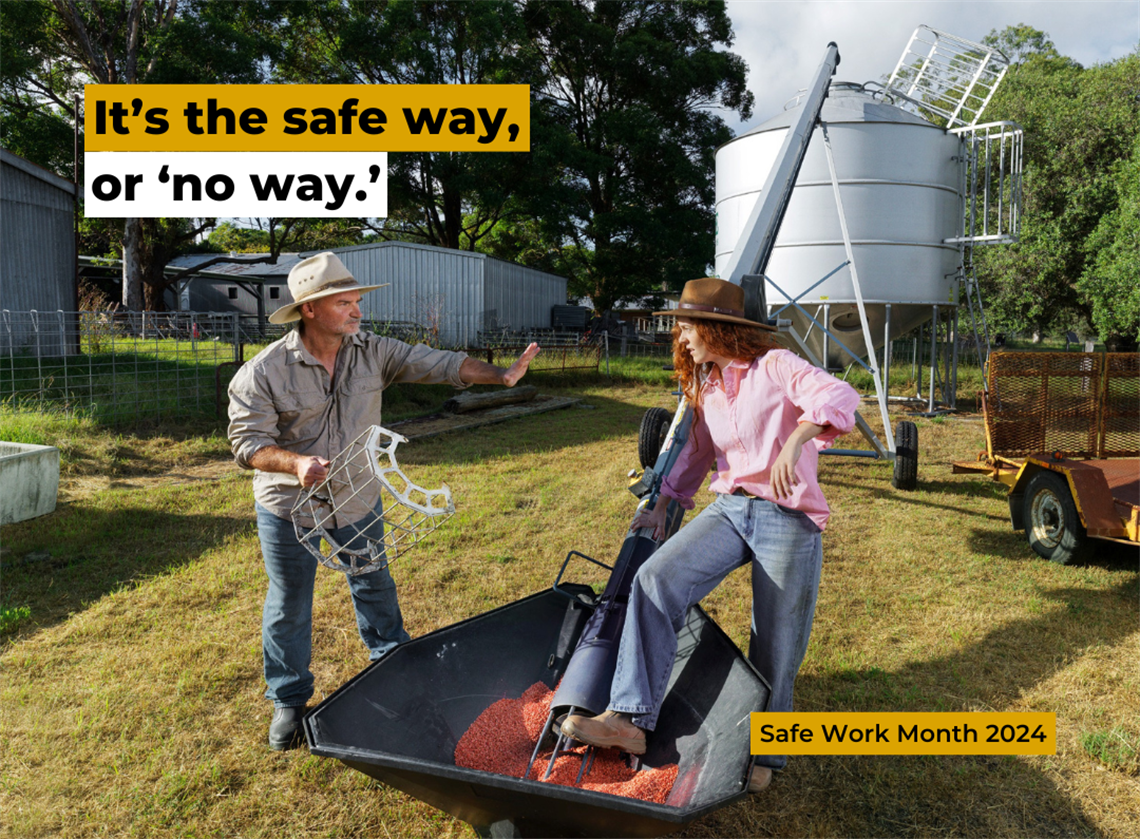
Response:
[690,577,1139,838]
[825,473,1012,521]
[394,391,664,469]
[967,525,1140,570]
[0,483,252,640]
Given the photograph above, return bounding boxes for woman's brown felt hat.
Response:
[653,277,776,331]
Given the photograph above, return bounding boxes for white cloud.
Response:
[725,0,1140,132]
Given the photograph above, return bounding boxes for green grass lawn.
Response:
[1,368,1137,838]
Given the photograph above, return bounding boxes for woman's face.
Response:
[677,317,713,365]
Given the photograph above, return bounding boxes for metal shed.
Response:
[1,148,77,355]
[332,242,568,347]
[164,253,299,316]
[170,242,568,348]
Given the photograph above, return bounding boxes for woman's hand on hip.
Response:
[771,439,802,500]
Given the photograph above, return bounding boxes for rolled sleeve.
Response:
[227,364,280,470]
[772,352,861,452]
[799,399,859,450]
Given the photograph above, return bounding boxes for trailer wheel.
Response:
[638,407,672,469]
[891,420,918,490]
[1023,470,1094,565]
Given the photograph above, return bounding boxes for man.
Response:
[228,252,539,750]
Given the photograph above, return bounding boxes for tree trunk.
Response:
[1105,333,1139,352]
[143,278,167,312]
[122,217,144,310]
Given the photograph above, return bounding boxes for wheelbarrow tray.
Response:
[304,588,769,838]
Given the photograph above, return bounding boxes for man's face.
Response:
[304,291,363,337]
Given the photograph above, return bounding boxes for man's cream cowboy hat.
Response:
[269,252,389,324]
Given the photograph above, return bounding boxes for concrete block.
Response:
[0,442,60,525]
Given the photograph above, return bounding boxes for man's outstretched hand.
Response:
[458,342,542,387]
[503,342,541,387]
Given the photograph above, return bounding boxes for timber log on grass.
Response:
[444,385,537,414]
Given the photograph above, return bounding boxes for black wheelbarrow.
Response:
[304,586,770,838]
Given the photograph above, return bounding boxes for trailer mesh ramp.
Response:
[986,352,1103,458]
[1103,353,1140,457]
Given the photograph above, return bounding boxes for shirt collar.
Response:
[284,328,361,365]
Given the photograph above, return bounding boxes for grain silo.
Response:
[715,27,1021,415]
[716,82,963,368]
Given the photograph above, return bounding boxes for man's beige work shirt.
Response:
[227,329,467,526]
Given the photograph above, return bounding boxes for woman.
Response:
[561,277,860,791]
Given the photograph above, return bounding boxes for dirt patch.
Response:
[389,394,580,440]
[59,457,245,503]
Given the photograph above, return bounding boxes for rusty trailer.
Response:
[953,351,1139,563]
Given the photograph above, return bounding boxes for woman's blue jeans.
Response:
[256,503,410,708]
[608,493,823,770]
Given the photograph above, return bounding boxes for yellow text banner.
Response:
[751,713,1056,755]
[84,85,530,152]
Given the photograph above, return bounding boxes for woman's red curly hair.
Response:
[672,318,776,409]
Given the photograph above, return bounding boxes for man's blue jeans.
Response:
[608,493,823,770]
[256,503,410,708]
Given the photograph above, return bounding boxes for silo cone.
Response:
[304,586,770,838]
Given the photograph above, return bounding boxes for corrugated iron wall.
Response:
[1,152,77,355]
[483,257,568,336]
[334,242,481,347]
[333,243,567,347]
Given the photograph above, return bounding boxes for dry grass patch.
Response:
[2,382,1137,838]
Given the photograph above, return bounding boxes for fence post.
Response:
[30,310,44,407]
[58,310,70,410]
[604,331,610,376]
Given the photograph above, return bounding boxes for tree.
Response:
[972,28,1140,346]
[1,0,282,310]
[1078,132,1140,350]
[275,0,551,253]
[982,24,1061,65]
[522,0,753,313]
[0,1,81,177]
[198,218,368,255]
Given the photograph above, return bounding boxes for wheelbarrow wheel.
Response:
[891,420,918,490]
[639,407,672,469]
[1023,470,1093,565]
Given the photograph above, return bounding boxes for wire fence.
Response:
[2,310,244,425]
[0,309,1001,427]
[0,311,614,426]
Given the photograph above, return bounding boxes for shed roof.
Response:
[0,148,76,195]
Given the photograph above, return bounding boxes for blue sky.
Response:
[724,0,1140,132]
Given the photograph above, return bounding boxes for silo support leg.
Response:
[821,122,893,450]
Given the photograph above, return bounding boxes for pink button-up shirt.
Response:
[660,349,861,531]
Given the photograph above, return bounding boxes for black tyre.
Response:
[638,407,672,469]
[1023,470,1094,565]
[891,420,918,490]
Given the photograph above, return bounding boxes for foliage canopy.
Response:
[975,26,1139,348]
